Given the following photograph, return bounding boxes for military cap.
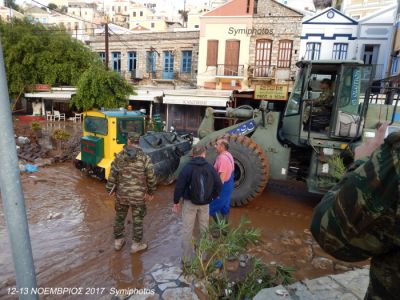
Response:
[127,132,141,143]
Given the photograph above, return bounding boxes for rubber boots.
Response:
[131,241,148,254]
[114,238,126,251]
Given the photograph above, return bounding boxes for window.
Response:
[332,43,348,60]
[124,6,127,11]
[194,25,199,28]
[181,51,192,73]
[146,51,156,72]
[133,11,136,17]
[112,6,114,11]
[118,6,121,13]
[254,0,258,14]
[277,40,293,68]
[99,52,106,63]
[84,117,108,135]
[112,52,121,72]
[151,22,155,28]
[128,51,137,71]
[254,39,272,77]
[140,11,143,16]
[305,42,321,60]
[206,40,218,66]
[391,56,399,76]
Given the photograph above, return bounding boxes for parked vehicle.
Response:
[74,109,192,183]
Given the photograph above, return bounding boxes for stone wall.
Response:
[249,0,303,89]
[89,31,200,86]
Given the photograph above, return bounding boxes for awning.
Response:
[163,90,231,107]
[24,92,75,102]
[163,96,229,107]
[128,90,163,102]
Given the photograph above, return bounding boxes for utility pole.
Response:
[0,41,38,299]
[105,22,109,69]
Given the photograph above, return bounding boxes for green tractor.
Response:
[178,60,400,206]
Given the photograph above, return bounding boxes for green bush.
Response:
[183,218,295,299]
[31,121,41,131]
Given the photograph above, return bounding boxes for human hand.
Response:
[354,122,388,160]
[172,203,181,214]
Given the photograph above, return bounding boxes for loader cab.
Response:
[281,60,372,147]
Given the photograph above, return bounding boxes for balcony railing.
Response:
[252,65,275,78]
[216,64,244,77]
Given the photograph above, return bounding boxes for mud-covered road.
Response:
[0,163,364,299]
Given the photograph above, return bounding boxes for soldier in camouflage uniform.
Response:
[303,79,334,124]
[311,123,400,300]
[106,132,156,253]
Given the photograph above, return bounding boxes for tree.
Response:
[4,0,22,13]
[178,10,188,27]
[0,19,134,111]
[0,19,98,98]
[48,3,58,11]
[72,65,135,111]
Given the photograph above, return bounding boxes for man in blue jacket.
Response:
[172,144,222,264]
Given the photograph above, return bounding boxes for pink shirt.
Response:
[214,151,234,183]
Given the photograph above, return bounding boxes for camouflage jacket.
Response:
[106,145,156,205]
[311,132,400,300]
[313,88,333,108]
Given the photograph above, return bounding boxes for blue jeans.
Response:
[209,174,234,216]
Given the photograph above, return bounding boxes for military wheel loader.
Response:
[177,60,400,207]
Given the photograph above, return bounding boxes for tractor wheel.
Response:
[206,135,269,207]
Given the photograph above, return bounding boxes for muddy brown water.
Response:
[0,163,365,299]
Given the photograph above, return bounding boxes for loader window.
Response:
[333,65,372,138]
[84,116,108,136]
[285,67,306,116]
[116,117,145,144]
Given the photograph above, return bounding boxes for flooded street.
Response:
[0,163,364,299]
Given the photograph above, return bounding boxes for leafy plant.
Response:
[183,218,294,299]
[52,129,70,141]
[31,121,41,131]
[71,65,135,111]
[328,155,346,181]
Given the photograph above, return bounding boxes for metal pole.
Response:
[105,22,109,69]
[0,41,38,299]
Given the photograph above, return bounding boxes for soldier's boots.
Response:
[114,238,126,251]
[131,241,148,254]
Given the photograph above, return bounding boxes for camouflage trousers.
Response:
[303,106,329,124]
[114,201,147,242]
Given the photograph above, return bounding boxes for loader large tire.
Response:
[206,135,269,207]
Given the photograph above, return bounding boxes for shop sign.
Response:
[254,84,288,101]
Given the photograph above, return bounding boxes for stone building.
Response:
[89,29,199,87]
[197,0,303,103]
[88,29,204,135]
[249,0,303,93]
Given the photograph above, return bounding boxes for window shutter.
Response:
[207,40,218,66]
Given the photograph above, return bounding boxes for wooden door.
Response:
[224,40,240,76]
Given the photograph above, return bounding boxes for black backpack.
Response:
[189,164,215,205]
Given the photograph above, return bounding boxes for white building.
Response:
[357,4,398,80]
[300,5,398,80]
[341,0,397,20]
[300,8,358,61]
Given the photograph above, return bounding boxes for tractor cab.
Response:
[282,60,373,147]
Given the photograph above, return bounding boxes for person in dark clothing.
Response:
[172,144,222,264]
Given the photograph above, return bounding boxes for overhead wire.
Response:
[108,27,131,49]
[30,0,101,26]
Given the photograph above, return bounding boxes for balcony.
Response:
[216,64,244,78]
[252,65,275,78]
